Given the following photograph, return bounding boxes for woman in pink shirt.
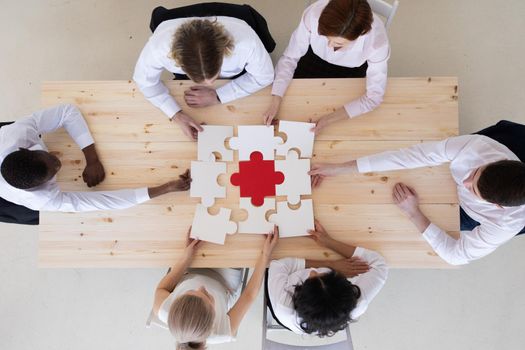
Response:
[264,0,390,133]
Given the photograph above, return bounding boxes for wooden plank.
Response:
[39,204,458,268]
[44,140,457,204]
[41,77,458,142]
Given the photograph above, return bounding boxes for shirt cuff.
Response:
[422,223,441,243]
[134,188,150,203]
[352,246,365,258]
[356,157,372,173]
[344,101,363,119]
[160,98,182,119]
[216,83,236,104]
[271,81,287,97]
[76,133,95,150]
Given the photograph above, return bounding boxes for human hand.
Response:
[330,257,370,278]
[172,111,204,141]
[82,159,105,187]
[167,169,192,192]
[310,114,332,135]
[182,226,201,262]
[263,95,282,126]
[392,183,420,217]
[184,86,220,108]
[262,225,279,261]
[308,219,335,248]
[309,162,353,188]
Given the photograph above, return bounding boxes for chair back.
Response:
[368,0,400,29]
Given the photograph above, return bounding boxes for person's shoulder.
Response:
[303,0,329,24]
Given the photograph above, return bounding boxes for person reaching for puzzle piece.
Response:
[263,0,390,132]
[309,134,525,265]
[0,104,191,225]
[152,226,279,349]
[267,219,388,335]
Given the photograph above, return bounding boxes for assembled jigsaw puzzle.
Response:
[190,121,315,244]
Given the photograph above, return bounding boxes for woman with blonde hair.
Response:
[152,226,279,348]
[134,7,274,141]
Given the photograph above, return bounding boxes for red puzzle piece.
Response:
[231,151,285,206]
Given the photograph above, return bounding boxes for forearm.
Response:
[325,238,358,259]
[82,144,99,165]
[156,258,191,293]
[243,254,268,301]
[148,183,172,199]
[408,208,432,233]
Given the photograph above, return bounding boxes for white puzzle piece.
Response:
[276,120,315,158]
[197,125,234,161]
[238,198,275,234]
[229,125,283,160]
[269,199,314,238]
[190,160,227,207]
[275,150,311,205]
[191,204,237,244]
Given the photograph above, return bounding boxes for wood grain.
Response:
[39,78,459,268]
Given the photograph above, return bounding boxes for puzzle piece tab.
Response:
[229,125,283,160]
[197,125,233,161]
[230,151,284,207]
[269,199,314,238]
[190,160,227,207]
[276,120,315,158]
[238,198,275,234]
[191,204,237,244]
[275,150,311,205]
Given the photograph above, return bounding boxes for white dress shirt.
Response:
[357,135,525,265]
[0,104,150,212]
[272,0,390,118]
[133,16,274,118]
[268,248,388,334]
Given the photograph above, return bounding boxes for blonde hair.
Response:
[168,294,215,350]
[171,19,234,83]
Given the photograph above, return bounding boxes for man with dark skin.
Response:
[0,104,190,217]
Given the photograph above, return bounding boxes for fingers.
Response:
[311,174,324,188]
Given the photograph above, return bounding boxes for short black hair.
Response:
[292,270,361,337]
[1,149,50,189]
[477,160,525,207]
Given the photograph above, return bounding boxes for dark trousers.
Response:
[294,46,368,79]
[459,120,525,235]
[149,2,275,53]
[0,121,40,225]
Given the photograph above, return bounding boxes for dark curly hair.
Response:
[477,160,525,206]
[1,149,50,189]
[292,270,361,337]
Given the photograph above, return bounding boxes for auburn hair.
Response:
[171,19,234,83]
[318,0,373,41]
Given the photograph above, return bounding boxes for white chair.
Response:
[146,268,250,329]
[262,287,354,350]
[368,0,400,30]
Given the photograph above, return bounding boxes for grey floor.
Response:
[1,1,525,349]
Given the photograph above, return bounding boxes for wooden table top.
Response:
[39,77,459,268]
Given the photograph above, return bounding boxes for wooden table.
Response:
[39,78,459,268]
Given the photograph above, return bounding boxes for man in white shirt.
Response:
[133,15,274,140]
[0,104,191,223]
[309,134,525,265]
[267,219,388,335]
